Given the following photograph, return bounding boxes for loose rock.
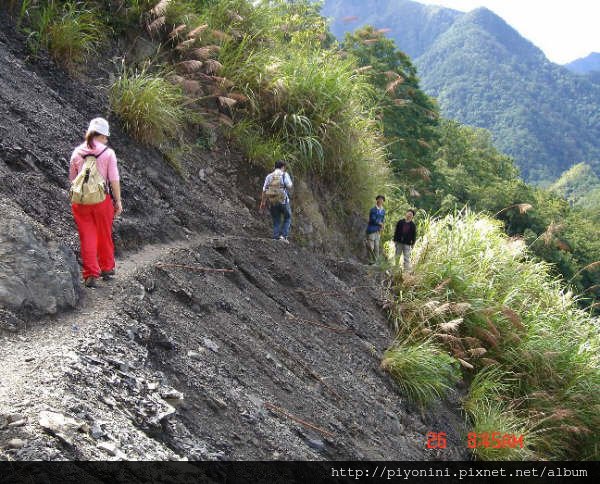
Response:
[202,337,219,353]
[38,411,85,446]
[6,438,25,449]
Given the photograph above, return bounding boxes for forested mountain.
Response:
[321,0,600,183]
[565,52,600,74]
[324,0,460,58]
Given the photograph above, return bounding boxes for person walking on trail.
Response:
[69,118,122,288]
[365,195,386,261]
[393,209,417,272]
[260,160,293,243]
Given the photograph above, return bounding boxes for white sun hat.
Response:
[87,117,110,137]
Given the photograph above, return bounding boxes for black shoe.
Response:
[84,277,97,288]
[101,269,115,281]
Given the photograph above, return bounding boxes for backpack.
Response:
[69,147,109,205]
[265,171,287,204]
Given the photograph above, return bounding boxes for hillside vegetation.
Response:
[0,0,471,462]
[385,212,599,460]
[2,0,599,461]
[322,0,600,184]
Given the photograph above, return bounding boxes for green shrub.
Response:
[109,68,187,146]
[381,339,460,407]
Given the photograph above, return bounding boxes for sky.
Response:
[416,0,600,64]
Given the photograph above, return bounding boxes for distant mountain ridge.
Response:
[565,53,600,74]
[323,0,461,58]
[321,0,600,183]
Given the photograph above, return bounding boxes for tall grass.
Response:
[463,368,537,460]
[14,1,105,68]
[383,210,600,460]
[109,67,187,146]
[381,339,460,408]
[100,0,394,213]
[45,2,105,66]
[218,39,391,211]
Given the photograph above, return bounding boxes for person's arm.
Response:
[111,181,122,217]
[106,150,122,217]
[259,191,267,210]
[393,221,401,242]
[379,209,385,228]
[259,175,269,210]
[368,208,378,225]
[284,172,293,191]
[410,222,417,245]
[68,150,80,182]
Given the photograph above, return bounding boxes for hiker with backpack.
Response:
[365,195,386,261]
[393,209,417,272]
[69,118,122,287]
[260,160,293,243]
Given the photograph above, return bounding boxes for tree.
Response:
[342,26,440,208]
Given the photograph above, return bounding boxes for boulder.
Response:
[0,199,79,318]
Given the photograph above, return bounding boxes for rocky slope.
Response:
[0,11,467,460]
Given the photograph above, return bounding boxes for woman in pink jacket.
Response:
[69,118,123,287]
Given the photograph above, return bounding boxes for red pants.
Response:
[71,195,115,279]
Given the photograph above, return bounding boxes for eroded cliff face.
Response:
[0,11,468,461]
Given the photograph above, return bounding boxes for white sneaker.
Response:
[279,236,290,244]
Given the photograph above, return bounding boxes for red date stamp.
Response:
[426,431,447,449]
[426,431,525,450]
[467,432,524,449]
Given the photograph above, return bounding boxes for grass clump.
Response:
[109,67,187,146]
[463,369,536,460]
[45,3,104,66]
[16,1,105,68]
[228,121,286,170]
[384,210,600,460]
[467,400,535,461]
[381,339,460,408]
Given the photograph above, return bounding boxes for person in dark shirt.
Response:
[365,195,386,261]
[393,209,417,271]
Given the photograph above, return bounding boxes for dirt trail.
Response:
[0,232,270,412]
[0,234,201,414]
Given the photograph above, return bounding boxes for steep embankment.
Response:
[0,13,467,460]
